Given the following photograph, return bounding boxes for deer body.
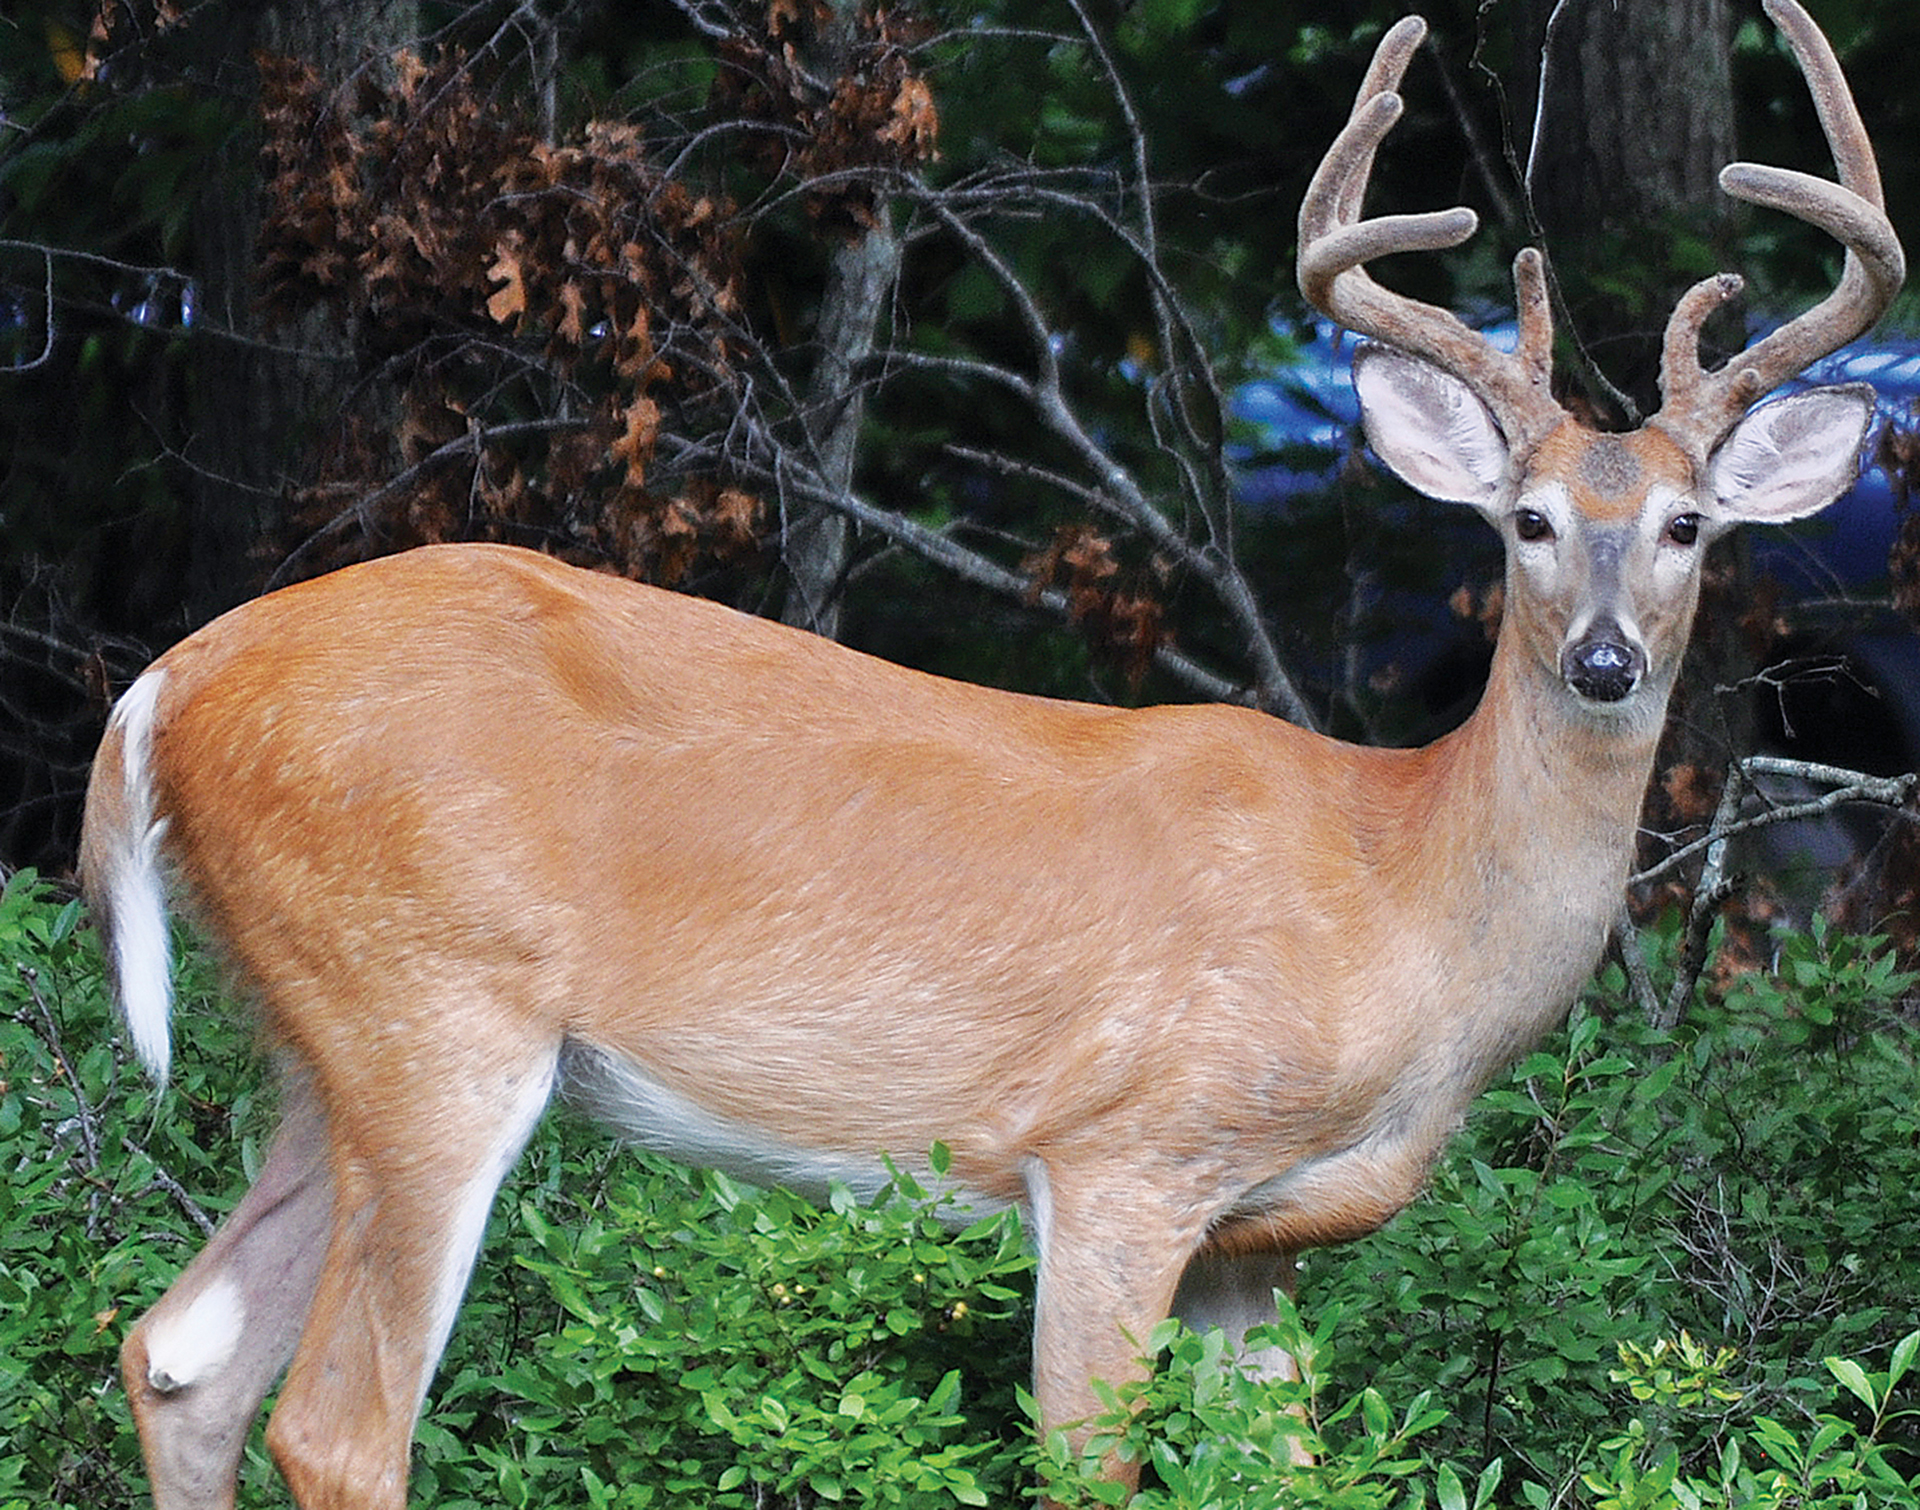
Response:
[83,2,1901,1504]
[110,539,1633,1223]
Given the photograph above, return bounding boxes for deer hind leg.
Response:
[262,1040,559,1510]
[123,1065,333,1510]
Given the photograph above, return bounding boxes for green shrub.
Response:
[1031,1305,1920,1509]
[1305,914,1920,1501]
[0,869,267,1508]
[3,866,1916,1508]
[421,1148,1036,1508]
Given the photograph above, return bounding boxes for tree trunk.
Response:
[183,0,417,622]
[1520,0,1735,420]
[781,222,901,638]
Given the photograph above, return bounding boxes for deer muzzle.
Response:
[1561,625,1647,704]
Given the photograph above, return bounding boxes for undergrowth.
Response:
[2,867,1915,1507]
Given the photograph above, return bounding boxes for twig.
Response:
[123,1139,219,1241]
[15,952,219,1240]
[1611,899,1661,1023]
[265,415,593,589]
[1466,5,1640,423]
[774,459,1256,707]
[1657,765,1747,1031]
[17,963,99,1172]
[1618,754,1920,1029]
[1632,758,1918,891]
[1059,0,1233,545]
[0,245,55,373]
[909,197,1313,725]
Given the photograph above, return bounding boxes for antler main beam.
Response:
[1655,0,1904,450]
[1297,16,1561,455]
[1300,0,1905,459]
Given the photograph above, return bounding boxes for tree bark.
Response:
[1520,0,1735,419]
[182,0,417,622]
[781,222,901,639]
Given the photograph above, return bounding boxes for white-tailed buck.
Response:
[82,2,1901,1504]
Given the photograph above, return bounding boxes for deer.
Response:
[80,2,1900,1505]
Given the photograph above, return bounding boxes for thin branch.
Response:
[122,1138,220,1240]
[1631,758,1919,891]
[0,246,55,373]
[1612,899,1662,1023]
[1056,0,1231,539]
[1656,765,1748,1031]
[914,195,1312,724]
[1521,0,1574,201]
[1616,754,1920,1029]
[1466,6,1640,423]
[17,964,98,1173]
[265,415,594,590]
[728,441,1256,706]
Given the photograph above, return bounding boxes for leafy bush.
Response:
[1032,1304,1920,1509]
[420,1149,1036,1508]
[1305,914,1920,1501]
[3,867,1917,1508]
[0,869,267,1507]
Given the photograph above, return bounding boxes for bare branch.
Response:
[16,964,99,1174]
[1632,757,1918,891]
[1616,753,1919,1028]
[0,246,55,373]
[1656,766,1748,1031]
[266,416,595,591]
[1611,900,1663,1023]
[907,194,1312,724]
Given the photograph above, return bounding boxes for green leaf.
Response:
[1890,1330,1919,1390]
[1826,1356,1878,1412]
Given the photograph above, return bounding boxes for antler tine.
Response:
[1298,18,1563,452]
[1332,16,1431,229]
[1655,0,1905,451]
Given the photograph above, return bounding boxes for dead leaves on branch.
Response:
[713,0,938,233]
[252,1,943,585]
[1023,524,1168,685]
[256,47,757,584]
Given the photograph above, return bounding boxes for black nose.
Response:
[1562,633,1646,703]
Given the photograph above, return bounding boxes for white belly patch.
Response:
[556,1039,1007,1227]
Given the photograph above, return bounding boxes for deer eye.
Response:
[1665,513,1702,546]
[1513,508,1555,543]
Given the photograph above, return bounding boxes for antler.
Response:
[1297,17,1564,456]
[1654,0,1905,453]
[1301,2,1905,460]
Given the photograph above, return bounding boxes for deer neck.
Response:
[1399,630,1671,1029]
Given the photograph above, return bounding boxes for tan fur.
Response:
[1533,424,1695,522]
[83,515,1700,1506]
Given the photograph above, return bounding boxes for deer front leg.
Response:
[1022,1159,1200,1497]
[122,1067,333,1510]
[1171,1245,1315,1466]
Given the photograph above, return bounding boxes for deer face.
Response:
[1353,344,1876,716]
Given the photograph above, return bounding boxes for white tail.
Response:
[81,4,1899,1505]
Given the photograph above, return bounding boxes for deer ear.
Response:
[1353,345,1510,510]
[1707,384,1874,524]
